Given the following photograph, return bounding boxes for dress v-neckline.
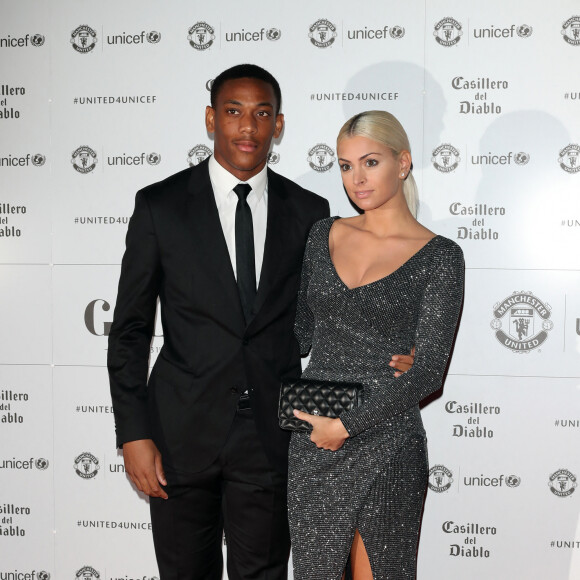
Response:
[326,217,439,291]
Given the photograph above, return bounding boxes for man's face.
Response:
[206,77,284,181]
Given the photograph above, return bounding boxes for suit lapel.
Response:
[249,168,291,326]
[186,160,246,332]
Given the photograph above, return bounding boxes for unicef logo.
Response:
[514,152,530,166]
[307,143,336,172]
[188,22,215,50]
[187,144,212,166]
[561,16,580,46]
[558,143,580,173]
[434,17,463,46]
[432,144,460,173]
[32,153,46,167]
[72,146,98,174]
[76,566,100,579]
[490,291,553,353]
[37,573,50,580]
[428,464,453,493]
[506,475,521,488]
[390,26,405,39]
[71,25,97,53]
[147,152,161,165]
[74,452,100,479]
[309,19,337,48]
[549,469,577,497]
[31,34,45,47]
[266,28,281,41]
[147,31,161,44]
[516,24,533,38]
[35,457,49,470]
[267,151,280,164]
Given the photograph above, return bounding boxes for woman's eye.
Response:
[340,163,351,172]
[365,158,378,167]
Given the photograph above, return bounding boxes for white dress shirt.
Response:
[208,154,268,284]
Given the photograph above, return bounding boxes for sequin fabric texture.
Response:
[288,217,464,579]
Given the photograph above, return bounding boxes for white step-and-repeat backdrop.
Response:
[1,0,579,578]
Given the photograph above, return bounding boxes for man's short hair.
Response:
[210,64,282,114]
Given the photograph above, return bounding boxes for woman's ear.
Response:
[399,150,412,177]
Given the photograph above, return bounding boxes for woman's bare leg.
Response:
[350,529,373,580]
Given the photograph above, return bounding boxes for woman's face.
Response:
[337,135,410,212]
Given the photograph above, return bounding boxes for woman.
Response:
[288,110,464,579]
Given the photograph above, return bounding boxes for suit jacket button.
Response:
[230,387,238,394]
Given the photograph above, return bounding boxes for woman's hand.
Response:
[293,410,350,451]
[389,346,416,377]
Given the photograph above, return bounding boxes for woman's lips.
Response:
[354,190,372,198]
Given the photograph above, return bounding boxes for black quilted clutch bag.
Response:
[278,377,364,432]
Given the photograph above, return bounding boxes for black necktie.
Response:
[233,183,256,322]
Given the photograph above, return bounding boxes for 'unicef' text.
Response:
[77,520,152,530]
[310,92,398,102]
[73,95,157,105]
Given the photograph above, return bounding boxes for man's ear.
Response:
[273,113,284,139]
[205,106,215,134]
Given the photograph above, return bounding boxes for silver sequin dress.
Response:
[288,217,464,579]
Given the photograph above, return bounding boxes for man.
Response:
[108,64,414,579]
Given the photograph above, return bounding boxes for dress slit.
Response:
[349,528,375,580]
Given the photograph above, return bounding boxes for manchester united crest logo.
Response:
[71,25,97,53]
[74,452,100,479]
[307,143,336,172]
[187,22,215,50]
[434,17,463,46]
[428,464,453,493]
[309,19,337,48]
[490,291,553,353]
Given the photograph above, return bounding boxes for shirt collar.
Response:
[208,154,268,208]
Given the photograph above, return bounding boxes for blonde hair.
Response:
[337,110,418,217]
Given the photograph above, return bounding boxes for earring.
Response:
[400,172,405,178]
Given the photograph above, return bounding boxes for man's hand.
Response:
[389,346,416,378]
[293,410,349,451]
[122,439,168,499]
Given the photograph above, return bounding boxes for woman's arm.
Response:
[294,223,320,356]
[340,243,465,437]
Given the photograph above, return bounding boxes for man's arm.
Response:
[107,190,167,498]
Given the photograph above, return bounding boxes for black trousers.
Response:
[150,409,290,580]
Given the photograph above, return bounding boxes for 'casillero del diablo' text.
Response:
[443,521,497,535]
[452,76,508,90]
[449,203,506,216]
[445,401,501,414]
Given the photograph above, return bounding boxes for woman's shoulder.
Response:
[430,235,464,267]
[308,215,339,238]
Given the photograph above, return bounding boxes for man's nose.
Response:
[240,114,258,134]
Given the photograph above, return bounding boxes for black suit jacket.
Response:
[108,159,330,474]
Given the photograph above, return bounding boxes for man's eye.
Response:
[257,111,271,117]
